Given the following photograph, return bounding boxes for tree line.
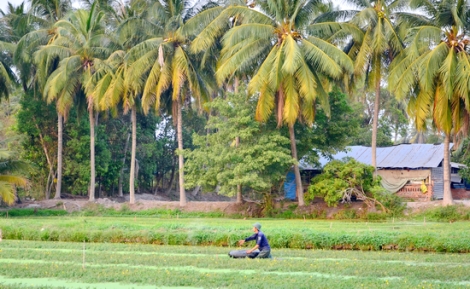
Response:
[0,0,468,207]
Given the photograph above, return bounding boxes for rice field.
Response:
[1,240,470,288]
[2,217,470,252]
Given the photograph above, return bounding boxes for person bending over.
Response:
[238,222,271,259]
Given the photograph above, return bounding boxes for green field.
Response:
[1,217,470,288]
[1,240,470,288]
[2,217,470,252]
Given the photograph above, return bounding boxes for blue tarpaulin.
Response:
[284,171,296,200]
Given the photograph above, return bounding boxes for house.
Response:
[298,143,463,201]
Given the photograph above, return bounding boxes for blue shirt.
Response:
[245,231,271,251]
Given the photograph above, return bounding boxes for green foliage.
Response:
[413,205,470,222]
[3,217,470,253]
[306,159,384,206]
[295,89,361,164]
[184,91,294,196]
[16,91,57,198]
[452,139,470,183]
[333,209,357,220]
[375,189,406,217]
[0,209,67,217]
[77,205,225,218]
[0,149,30,205]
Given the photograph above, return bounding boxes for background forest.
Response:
[1,0,469,207]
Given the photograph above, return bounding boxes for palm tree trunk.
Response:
[35,122,55,199]
[236,136,242,203]
[177,97,186,206]
[89,109,95,202]
[118,130,131,197]
[288,124,304,206]
[371,58,381,168]
[129,106,137,204]
[234,77,242,203]
[442,134,453,206]
[54,113,63,199]
[165,157,176,195]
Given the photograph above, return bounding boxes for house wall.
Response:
[377,169,431,182]
[377,169,433,201]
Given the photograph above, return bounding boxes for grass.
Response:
[2,217,470,252]
[1,240,470,288]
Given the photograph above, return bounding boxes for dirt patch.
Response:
[10,192,470,217]
[452,189,470,200]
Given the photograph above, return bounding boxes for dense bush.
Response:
[306,159,402,214]
[0,209,68,217]
[413,205,470,222]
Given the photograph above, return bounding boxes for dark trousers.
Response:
[248,249,271,259]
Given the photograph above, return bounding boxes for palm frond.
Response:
[438,48,456,102]
[302,37,353,79]
[221,23,274,48]
[255,82,276,122]
[0,183,15,205]
[249,45,278,96]
[282,75,300,126]
[352,28,372,75]
[216,37,271,85]
[307,22,364,43]
[433,84,452,134]
[281,35,302,74]
[418,42,448,93]
[0,175,28,187]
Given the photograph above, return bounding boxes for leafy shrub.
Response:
[374,190,406,217]
[306,159,388,210]
[415,205,466,222]
[0,209,68,217]
[333,209,357,220]
[363,212,387,221]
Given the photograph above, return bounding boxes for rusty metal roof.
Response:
[305,143,454,169]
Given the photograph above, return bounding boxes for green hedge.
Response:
[2,224,470,253]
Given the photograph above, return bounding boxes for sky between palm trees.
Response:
[0,0,358,18]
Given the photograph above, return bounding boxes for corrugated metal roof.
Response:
[303,143,453,169]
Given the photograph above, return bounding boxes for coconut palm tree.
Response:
[187,0,353,206]
[34,4,112,201]
[14,0,73,199]
[90,0,159,204]
[127,0,212,206]
[317,0,404,168]
[389,0,470,206]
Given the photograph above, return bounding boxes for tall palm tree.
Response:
[127,0,212,206]
[34,4,112,201]
[318,0,404,168]
[14,0,72,199]
[183,0,254,204]
[389,0,470,206]
[187,0,353,206]
[90,0,158,204]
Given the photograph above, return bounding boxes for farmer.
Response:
[238,222,272,259]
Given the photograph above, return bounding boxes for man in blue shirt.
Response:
[238,222,272,259]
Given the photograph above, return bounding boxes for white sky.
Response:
[0,0,27,13]
[0,0,82,14]
[1,0,357,16]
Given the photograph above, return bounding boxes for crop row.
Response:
[2,217,470,253]
[1,240,470,288]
